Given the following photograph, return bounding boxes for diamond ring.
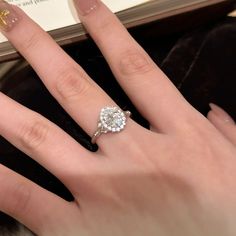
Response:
[91,106,131,144]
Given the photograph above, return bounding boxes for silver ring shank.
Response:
[91,107,131,144]
[91,127,103,144]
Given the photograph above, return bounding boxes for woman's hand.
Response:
[0,0,236,235]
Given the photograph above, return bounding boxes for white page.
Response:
[0,0,149,42]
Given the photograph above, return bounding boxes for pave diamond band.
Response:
[91,106,131,144]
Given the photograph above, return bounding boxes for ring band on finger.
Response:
[91,106,131,144]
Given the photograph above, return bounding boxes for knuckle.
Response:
[119,50,154,77]
[56,67,92,101]
[19,118,49,151]
[20,30,40,51]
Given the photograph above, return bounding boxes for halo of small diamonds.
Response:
[100,107,127,132]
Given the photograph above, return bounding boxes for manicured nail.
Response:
[0,0,19,31]
[74,0,99,16]
[209,103,235,124]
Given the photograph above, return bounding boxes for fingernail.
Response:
[73,0,99,16]
[0,0,19,31]
[209,103,235,124]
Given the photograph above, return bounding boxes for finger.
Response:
[208,104,236,146]
[0,1,141,148]
[0,164,78,235]
[0,92,100,186]
[73,0,193,133]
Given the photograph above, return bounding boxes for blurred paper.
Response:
[0,0,149,42]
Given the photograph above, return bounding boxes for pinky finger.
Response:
[0,164,78,235]
[208,103,236,146]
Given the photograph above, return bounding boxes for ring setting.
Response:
[91,106,131,144]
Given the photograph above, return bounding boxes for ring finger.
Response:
[74,0,195,133]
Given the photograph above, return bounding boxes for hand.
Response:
[0,0,236,235]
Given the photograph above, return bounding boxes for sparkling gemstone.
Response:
[100,107,127,132]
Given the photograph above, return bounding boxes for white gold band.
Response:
[91,107,131,144]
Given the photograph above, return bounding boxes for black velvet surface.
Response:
[161,17,236,119]
[0,16,235,234]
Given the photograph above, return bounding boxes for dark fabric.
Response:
[0,16,235,234]
[161,17,236,119]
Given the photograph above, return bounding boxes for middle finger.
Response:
[0,2,140,148]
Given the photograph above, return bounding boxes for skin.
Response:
[0,1,236,235]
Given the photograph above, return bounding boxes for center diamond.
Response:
[100,107,126,132]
